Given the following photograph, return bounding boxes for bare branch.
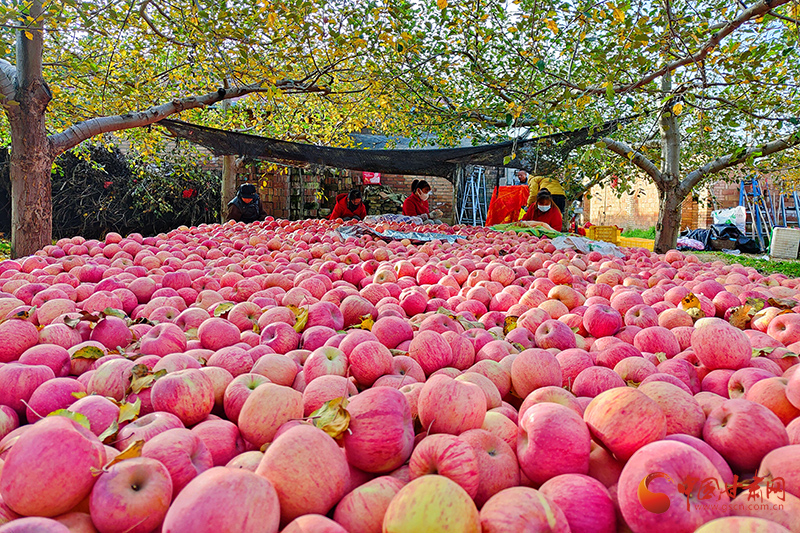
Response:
[0,59,16,103]
[138,0,190,46]
[549,0,794,95]
[600,136,665,182]
[682,129,800,190]
[48,80,330,154]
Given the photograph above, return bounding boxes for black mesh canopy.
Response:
[159,116,636,180]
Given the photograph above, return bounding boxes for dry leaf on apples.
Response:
[503,316,519,335]
[729,305,754,329]
[310,397,351,440]
[71,346,105,360]
[92,440,144,475]
[128,368,167,395]
[745,298,767,313]
[101,308,128,320]
[46,409,91,431]
[768,297,798,310]
[213,302,236,318]
[118,398,141,424]
[680,293,701,310]
[289,305,309,333]
[98,420,119,444]
[348,314,375,331]
[71,391,87,400]
[655,352,668,363]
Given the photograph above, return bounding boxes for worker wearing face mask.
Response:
[521,188,563,231]
[402,179,442,221]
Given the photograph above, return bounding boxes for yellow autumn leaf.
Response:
[612,6,625,23]
[118,398,141,424]
[311,397,351,439]
[47,409,91,431]
[681,293,701,310]
[128,368,167,395]
[681,293,705,320]
[93,440,144,475]
[98,420,119,444]
[437,0,447,10]
[267,12,277,26]
[503,316,518,336]
[213,302,236,318]
[289,305,309,333]
[672,103,684,116]
[545,19,558,34]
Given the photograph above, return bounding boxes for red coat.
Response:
[402,194,429,217]
[329,193,367,220]
[522,204,563,231]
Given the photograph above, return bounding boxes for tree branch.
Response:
[138,0,190,46]
[0,59,16,103]
[48,80,330,154]
[682,129,800,190]
[600,136,664,182]
[549,0,793,95]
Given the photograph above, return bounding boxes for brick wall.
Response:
[588,175,742,231]
[373,173,455,223]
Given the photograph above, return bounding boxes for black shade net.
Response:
[158,115,638,180]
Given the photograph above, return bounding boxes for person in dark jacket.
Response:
[227,183,267,223]
[329,188,367,221]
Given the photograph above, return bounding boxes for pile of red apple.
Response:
[0,217,799,533]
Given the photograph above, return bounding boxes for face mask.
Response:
[538,204,551,212]
[418,192,430,201]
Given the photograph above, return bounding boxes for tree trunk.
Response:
[8,0,54,259]
[221,155,237,222]
[219,80,237,222]
[653,71,683,254]
[654,183,685,253]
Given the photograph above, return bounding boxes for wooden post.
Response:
[220,79,237,223]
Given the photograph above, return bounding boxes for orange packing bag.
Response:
[485,185,530,227]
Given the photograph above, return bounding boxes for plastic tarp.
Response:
[551,235,625,257]
[336,223,461,243]
[485,185,529,227]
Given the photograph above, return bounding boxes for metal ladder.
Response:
[739,176,775,251]
[458,166,488,226]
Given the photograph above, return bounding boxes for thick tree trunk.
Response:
[8,0,54,258]
[654,72,683,254]
[9,124,54,258]
[654,183,685,253]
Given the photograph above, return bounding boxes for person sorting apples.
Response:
[329,188,367,221]
[403,179,443,223]
[521,188,563,231]
[526,172,566,214]
[227,183,267,223]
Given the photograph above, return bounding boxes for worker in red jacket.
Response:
[329,188,367,221]
[521,188,563,231]
[402,179,443,221]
